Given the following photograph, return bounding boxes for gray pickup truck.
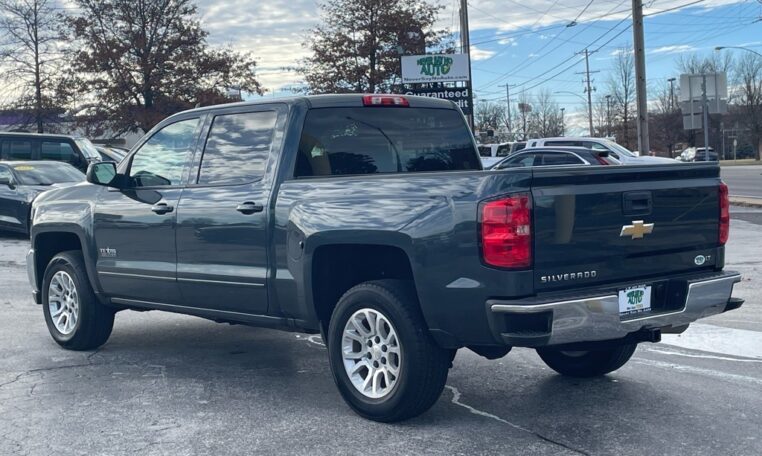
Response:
[27,94,742,422]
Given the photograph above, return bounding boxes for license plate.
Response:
[618,285,652,317]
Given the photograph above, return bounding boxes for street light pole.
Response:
[605,94,612,137]
[668,77,676,112]
[560,107,565,136]
[715,46,762,58]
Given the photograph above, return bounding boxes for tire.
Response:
[536,343,637,378]
[42,251,114,351]
[327,280,451,422]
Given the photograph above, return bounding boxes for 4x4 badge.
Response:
[620,220,654,240]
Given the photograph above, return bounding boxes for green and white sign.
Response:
[401,54,470,84]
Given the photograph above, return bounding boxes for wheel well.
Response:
[34,232,83,288]
[312,244,415,328]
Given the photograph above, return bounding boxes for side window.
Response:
[496,145,511,157]
[7,140,33,160]
[478,146,491,158]
[498,154,536,169]
[129,118,199,187]
[540,153,585,166]
[198,111,277,185]
[41,141,80,166]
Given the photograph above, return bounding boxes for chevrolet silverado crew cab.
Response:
[27,95,742,422]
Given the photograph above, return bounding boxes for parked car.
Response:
[27,94,741,422]
[95,145,128,163]
[679,147,718,162]
[0,161,84,234]
[526,137,676,164]
[490,147,619,169]
[0,132,102,173]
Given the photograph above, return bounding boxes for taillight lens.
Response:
[481,193,532,269]
[719,182,729,245]
[362,95,410,107]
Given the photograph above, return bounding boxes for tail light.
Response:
[480,193,532,269]
[362,95,409,107]
[719,182,729,245]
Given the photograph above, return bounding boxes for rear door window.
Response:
[7,140,33,160]
[197,111,278,185]
[496,153,537,169]
[539,153,586,166]
[295,108,480,177]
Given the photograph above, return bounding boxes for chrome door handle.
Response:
[151,203,174,215]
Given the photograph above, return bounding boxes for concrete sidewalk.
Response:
[730,196,762,208]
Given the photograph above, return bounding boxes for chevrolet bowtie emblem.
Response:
[620,220,654,239]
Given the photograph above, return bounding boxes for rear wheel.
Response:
[42,251,114,351]
[536,344,637,377]
[327,280,451,422]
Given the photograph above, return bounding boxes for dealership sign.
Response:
[401,54,470,83]
[404,87,472,116]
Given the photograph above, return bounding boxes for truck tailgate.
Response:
[530,163,722,291]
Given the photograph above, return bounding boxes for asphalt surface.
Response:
[722,165,762,198]
[1,212,761,456]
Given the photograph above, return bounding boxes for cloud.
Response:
[650,45,696,55]
[470,46,496,60]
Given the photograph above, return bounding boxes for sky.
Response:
[194,0,762,132]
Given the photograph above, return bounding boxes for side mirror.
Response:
[86,162,119,187]
[0,176,13,188]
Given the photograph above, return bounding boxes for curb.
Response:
[730,197,762,208]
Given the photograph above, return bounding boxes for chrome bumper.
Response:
[489,271,742,347]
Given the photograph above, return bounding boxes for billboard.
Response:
[403,86,472,115]
[401,54,470,84]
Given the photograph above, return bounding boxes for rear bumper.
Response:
[488,271,742,347]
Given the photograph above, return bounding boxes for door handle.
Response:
[236,202,264,215]
[151,203,174,215]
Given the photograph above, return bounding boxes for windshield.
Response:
[295,107,481,177]
[601,139,635,157]
[12,163,85,185]
[74,138,101,159]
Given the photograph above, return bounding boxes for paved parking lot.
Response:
[1,210,761,456]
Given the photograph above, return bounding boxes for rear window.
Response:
[295,108,480,177]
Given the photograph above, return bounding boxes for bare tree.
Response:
[608,46,636,148]
[530,89,562,138]
[299,0,449,94]
[474,101,504,134]
[0,0,68,133]
[734,53,762,160]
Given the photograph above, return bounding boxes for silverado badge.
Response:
[620,220,654,240]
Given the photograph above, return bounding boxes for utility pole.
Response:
[668,77,676,112]
[459,0,474,130]
[500,84,513,139]
[576,49,598,137]
[632,0,650,154]
[605,94,612,137]
[560,107,565,136]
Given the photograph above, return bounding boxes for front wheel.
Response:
[42,251,115,351]
[327,280,451,422]
[536,344,637,378]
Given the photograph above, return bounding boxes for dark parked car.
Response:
[490,147,619,169]
[0,132,102,173]
[27,94,741,422]
[0,161,84,234]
